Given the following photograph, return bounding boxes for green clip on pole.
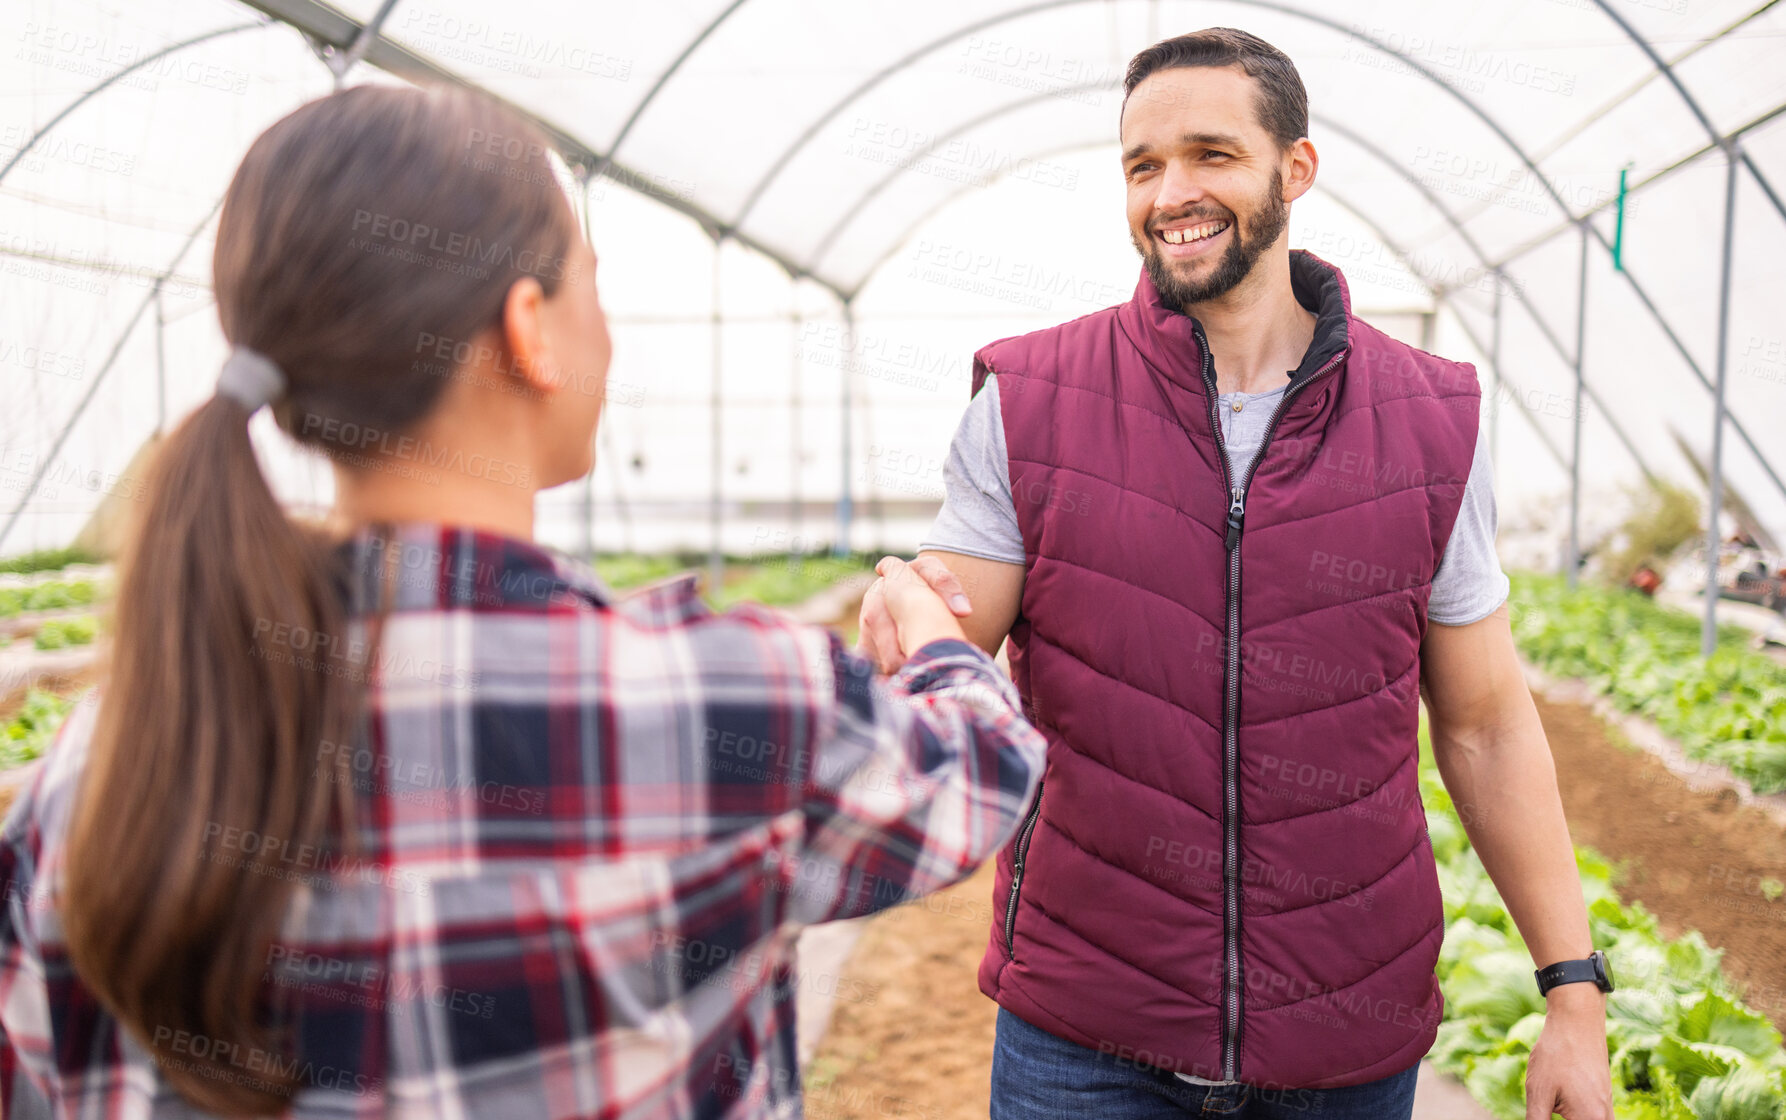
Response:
[1612,165,1629,272]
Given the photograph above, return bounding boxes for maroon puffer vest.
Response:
[974,250,1481,1090]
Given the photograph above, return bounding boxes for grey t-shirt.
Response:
[919,373,1509,626]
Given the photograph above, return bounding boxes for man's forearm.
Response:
[1430,693,1600,1002]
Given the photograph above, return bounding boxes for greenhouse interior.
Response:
[2,1,1786,1118]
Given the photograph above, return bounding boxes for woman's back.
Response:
[0,522,1044,1117]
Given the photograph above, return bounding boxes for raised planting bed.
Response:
[1422,728,1786,1118]
[1510,572,1786,795]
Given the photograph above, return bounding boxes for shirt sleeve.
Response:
[0,833,54,1120]
[1428,433,1511,626]
[777,632,1047,927]
[917,376,1026,565]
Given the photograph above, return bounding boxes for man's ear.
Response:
[1283,137,1318,203]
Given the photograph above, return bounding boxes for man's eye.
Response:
[1204,151,1229,160]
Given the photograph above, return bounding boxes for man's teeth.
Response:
[1161,221,1230,245]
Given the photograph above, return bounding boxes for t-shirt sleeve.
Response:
[1428,432,1511,626]
[917,375,1026,565]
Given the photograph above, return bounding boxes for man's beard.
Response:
[1135,168,1288,310]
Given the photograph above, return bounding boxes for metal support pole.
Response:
[1567,222,1589,590]
[709,237,725,595]
[791,307,803,548]
[1489,276,1502,491]
[582,456,595,562]
[154,290,168,435]
[1704,145,1740,658]
[327,0,403,88]
[837,301,856,558]
[577,175,594,562]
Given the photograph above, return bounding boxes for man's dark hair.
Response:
[1123,28,1309,150]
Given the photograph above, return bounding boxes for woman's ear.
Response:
[501,275,560,396]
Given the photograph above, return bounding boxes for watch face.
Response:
[1594,950,1615,991]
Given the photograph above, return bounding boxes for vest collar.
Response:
[1120,249,1353,397]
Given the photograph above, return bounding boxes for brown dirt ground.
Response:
[1536,691,1786,1033]
[801,691,1786,1118]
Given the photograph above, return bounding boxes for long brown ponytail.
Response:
[61,84,578,1115]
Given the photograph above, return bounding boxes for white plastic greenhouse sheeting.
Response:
[2,0,1784,557]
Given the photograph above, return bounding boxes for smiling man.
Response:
[857,27,1616,1120]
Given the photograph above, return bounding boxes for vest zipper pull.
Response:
[1225,487,1246,551]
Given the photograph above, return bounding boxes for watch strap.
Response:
[1534,954,1608,995]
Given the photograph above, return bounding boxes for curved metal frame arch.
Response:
[733,0,1598,234]
[835,114,1663,484]
[1313,187,1572,472]
[0,20,271,185]
[238,0,852,300]
[1587,0,1785,222]
[0,199,226,551]
[843,135,1594,481]
[820,78,1781,501]
[586,0,751,184]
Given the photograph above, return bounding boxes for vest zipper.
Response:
[1198,324,1345,1081]
[1003,780,1045,959]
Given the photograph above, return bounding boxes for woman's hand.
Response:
[856,556,972,674]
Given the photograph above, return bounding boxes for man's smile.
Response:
[1154,218,1231,259]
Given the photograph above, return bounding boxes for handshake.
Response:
[854,555,977,674]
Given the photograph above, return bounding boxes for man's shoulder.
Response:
[1346,313,1481,401]
[972,303,1127,393]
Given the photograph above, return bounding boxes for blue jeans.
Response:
[989,1008,1420,1119]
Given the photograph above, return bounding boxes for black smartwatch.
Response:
[1534,950,1614,996]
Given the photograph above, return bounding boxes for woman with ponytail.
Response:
[0,85,1045,1119]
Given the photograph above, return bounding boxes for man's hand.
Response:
[856,555,974,674]
[1524,986,1614,1119]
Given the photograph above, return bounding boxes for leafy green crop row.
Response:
[0,579,101,617]
[591,553,877,611]
[709,555,875,611]
[33,616,99,650]
[591,553,689,592]
[0,689,76,771]
[1422,737,1786,1118]
[1508,573,1786,794]
[0,547,101,576]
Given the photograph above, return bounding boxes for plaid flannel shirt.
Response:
[0,522,1046,1119]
